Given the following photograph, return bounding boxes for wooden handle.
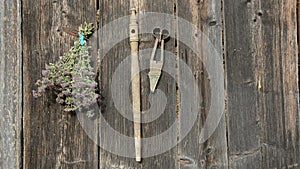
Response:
[130,8,141,162]
[131,43,141,162]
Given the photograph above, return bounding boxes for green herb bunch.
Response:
[33,22,99,117]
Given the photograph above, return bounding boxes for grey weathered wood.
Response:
[0,0,22,169]
[224,0,299,168]
[224,1,261,168]
[258,1,299,168]
[224,0,263,167]
[139,0,178,168]
[98,0,139,168]
[177,0,228,168]
[229,151,261,169]
[23,0,98,168]
[298,0,300,95]
[98,0,177,168]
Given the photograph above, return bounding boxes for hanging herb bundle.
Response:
[33,22,99,117]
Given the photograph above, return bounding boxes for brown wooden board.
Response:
[258,1,299,168]
[22,0,98,168]
[176,0,228,169]
[0,0,22,169]
[139,0,178,168]
[223,1,261,168]
[98,0,177,168]
[224,0,300,168]
[97,0,139,168]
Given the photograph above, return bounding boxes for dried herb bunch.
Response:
[33,22,99,116]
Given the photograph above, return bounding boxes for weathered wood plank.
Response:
[0,0,22,169]
[258,1,299,168]
[224,1,262,168]
[98,0,177,168]
[298,0,300,98]
[98,0,140,168]
[139,0,178,168]
[23,0,98,168]
[224,0,299,168]
[224,0,261,154]
[229,151,261,169]
[177,0,228,168]
[60,1,99,168]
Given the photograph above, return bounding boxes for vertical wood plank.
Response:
[98,0,139,168]
[223,1,261,168]
[98,0,178,168]
[298,0,300,98]
[177,0,228,168]
[60,1,99,168]
[139,0,178,168]
[224,0,300,168]
[23,0,98,168]
[258,1,300,168]
[0,0,22,168]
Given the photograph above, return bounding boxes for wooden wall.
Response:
[0,0,299,168]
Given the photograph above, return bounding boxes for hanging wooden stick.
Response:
[129,7,141,162]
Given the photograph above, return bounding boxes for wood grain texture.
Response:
[224,1,261,167]
[98,0,177,168]
[0,0,22,169]
[298,0,300,98]
[177,0,228,168]
[258,1,299,168]
[139,0,178,168]
[22,0,98,168]
[98,0,139,168]
[224,0,300,168]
